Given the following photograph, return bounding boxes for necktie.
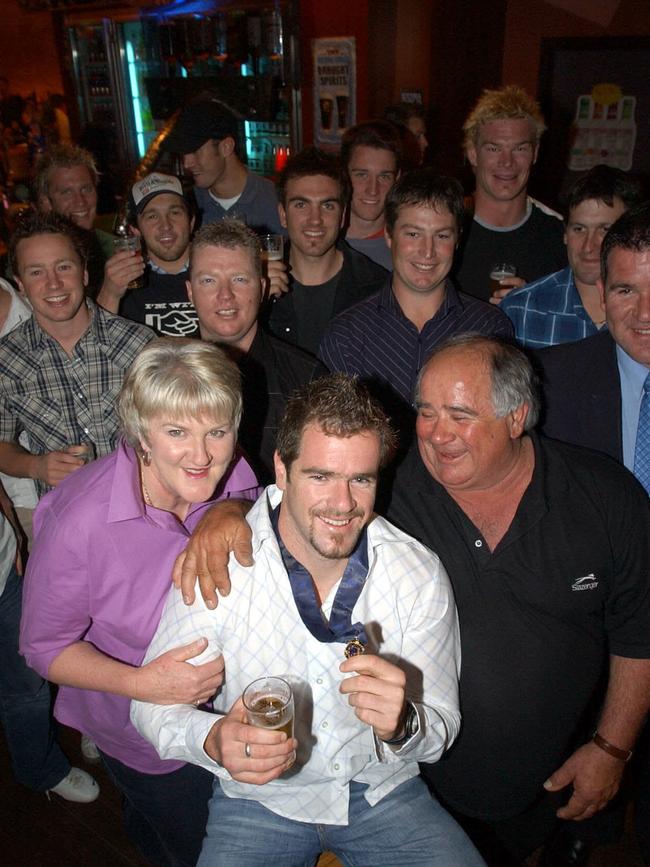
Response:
[633,372,650,495]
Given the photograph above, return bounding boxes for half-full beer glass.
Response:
[242,676,294,741]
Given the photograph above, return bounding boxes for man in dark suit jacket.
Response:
[536,204,650,481]
[535,328,621,461]
[186,219,325,485]
[535,203,650,866]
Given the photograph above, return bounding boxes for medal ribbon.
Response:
[271,505,369,647]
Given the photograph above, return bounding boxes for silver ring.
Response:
[195,699,201,706]
[245,742,252,758]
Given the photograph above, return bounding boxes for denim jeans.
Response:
[100,750,214,867]
[198,776,486,866]
[0,565,70,790]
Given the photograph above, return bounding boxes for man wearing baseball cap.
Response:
[97,172,199,337]
[162,95,282,235]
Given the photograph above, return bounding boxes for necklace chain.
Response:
[141,471,153,506]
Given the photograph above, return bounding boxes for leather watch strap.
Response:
[592,731,633,762]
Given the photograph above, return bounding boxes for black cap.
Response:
[162,97,240,155]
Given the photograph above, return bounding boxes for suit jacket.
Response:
[534,329,622,462]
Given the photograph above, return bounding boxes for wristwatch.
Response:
[382,702,418,747]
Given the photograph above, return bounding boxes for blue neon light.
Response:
[142,0,214,19]
[244,120,252,163]
[126,39,145,157]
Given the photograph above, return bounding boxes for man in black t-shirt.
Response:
[97,172,199,336]
[267,147,387,355]
[386,334,650,866]
[453,86,567,303]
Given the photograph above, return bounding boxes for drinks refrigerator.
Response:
[61,0,301,178]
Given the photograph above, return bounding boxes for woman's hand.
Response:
[134,637,224,705]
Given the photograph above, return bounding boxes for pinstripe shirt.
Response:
[319,279,513,406]
[0,301,153,497]
[132,485,461,825]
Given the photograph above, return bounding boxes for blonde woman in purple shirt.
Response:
[21,339,261,867]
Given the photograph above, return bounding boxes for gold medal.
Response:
[344,637,366,659]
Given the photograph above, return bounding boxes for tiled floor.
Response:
[0,723,643,866]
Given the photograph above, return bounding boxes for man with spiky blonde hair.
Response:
[454,85,567,304]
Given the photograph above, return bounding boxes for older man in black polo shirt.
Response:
[319,171,512,442]
[386,334,650,865]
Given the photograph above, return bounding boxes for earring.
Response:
[141,449,152,467]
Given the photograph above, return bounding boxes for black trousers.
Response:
[437,786,628,866]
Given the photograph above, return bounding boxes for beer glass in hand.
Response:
[243,676,295,768]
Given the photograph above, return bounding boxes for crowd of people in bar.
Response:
[0,82,648,867]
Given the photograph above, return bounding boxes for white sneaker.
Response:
[47,767,100,803]
[80,734,101,764]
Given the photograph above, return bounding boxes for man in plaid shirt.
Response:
[0,212,153,502]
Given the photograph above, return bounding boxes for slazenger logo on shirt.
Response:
[572,573,599,591]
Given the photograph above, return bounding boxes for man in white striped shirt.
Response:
[132,374,484,866]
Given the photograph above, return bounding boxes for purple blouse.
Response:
[20,439,261,774]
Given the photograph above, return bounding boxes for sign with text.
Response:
[313,37,356,149]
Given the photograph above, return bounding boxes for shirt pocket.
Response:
[14,394,66,450]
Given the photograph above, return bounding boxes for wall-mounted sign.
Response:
[569,83,636,172]
[313,36,356,149]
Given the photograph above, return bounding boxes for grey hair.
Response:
[415,333,540,431]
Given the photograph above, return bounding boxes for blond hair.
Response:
[463,86,546,150]
[118,338,242,447]
[34,143,100,201]
[189,218,262,278]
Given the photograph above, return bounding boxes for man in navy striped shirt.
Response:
[319,170,512,443]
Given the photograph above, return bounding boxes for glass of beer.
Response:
[319,97,334,130]
[489,262,516,294]
[260,234,284,263]
[242,676,294,747]
[113,233,145,290]
[65,442,96,464]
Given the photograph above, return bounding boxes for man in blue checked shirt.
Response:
[499,164,644,348]
[132,374,484,867]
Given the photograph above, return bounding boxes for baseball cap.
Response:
[130,173,186,215]
[162,97,239,155]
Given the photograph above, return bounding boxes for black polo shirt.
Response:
[386,433,650,821]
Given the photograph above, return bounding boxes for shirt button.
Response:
[475,539,483,548]
[322,721,328,729]
[83,427,90,434]
[333,763,340,770]
[316,678,323,685]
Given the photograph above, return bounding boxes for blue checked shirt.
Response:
[0,300,153,497]
[500,266,601,349]
[132,486,461,826]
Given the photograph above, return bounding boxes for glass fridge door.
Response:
[120,20,158,162]
[68,23,117,135]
